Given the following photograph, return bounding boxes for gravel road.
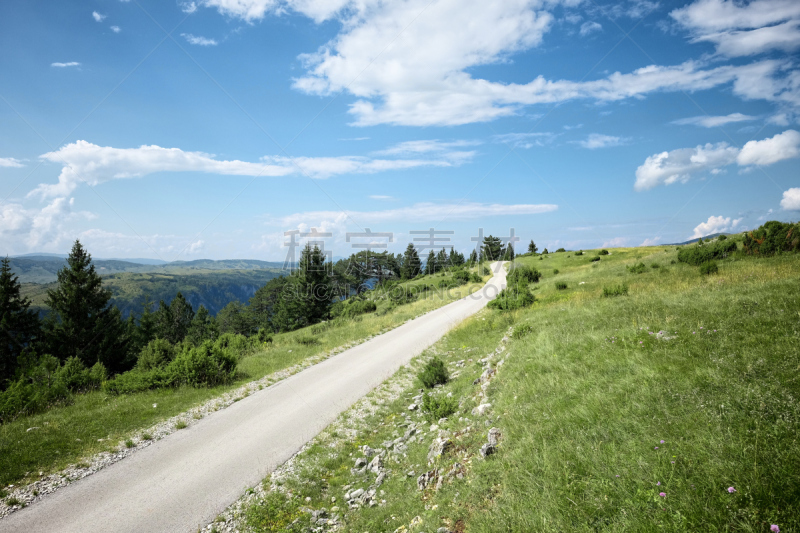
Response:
[0,262,506,533]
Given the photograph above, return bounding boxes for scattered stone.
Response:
[408,403,418,411]
[354,457,367,468]
[488,427,501,446]
[480,443,496,458]
[472,403,492,416]
[417,469,438,491]
[428,436,453,462]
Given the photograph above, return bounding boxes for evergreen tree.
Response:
[436,248,448,271]
[43,240,131,373]
[504,244,515,261]
[482,235,503,261]
[450,247,465,267]
[154,292,194,344]
[272,244,333,331]
[216,301,253,336]
[425,250,437,275]
[134,298,157,353]
[528,240,538,254]
[187,305,218,345]
[248,276,290,332]
[0,257,40,388]
[468,249,478,265]
[401,244,421,279]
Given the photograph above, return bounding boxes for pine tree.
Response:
[43,240,131,373]
[504,244,515,261]
[216,301,253,336]
[187,305,218,345]
[154,292,194,344]
[1,257,40,388]
[528,240,538,254]
[468,249,478,265]
[436,248,448,272]
[482,236,503,261]
[425,250,437,275]
[401,244,421,279]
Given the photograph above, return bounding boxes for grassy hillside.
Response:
[235,243,799,533]
[0,267,489,491]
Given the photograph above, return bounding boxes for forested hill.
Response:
[21,269,285,317]
[7,255,287,284]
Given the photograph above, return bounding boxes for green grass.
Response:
[0,270,486,489]
[239,245,800,533]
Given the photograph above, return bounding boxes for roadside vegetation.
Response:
[226,221,798,533]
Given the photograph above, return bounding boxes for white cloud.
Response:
[51,62,80,68]
[369,195,393,200]
[601,237,629,248]
[671,0,800,57]
[580,21,602,36]
[780,187,800,210]
[635,129,800,190]
[278,202,558,228]
[577,133,629,149]
[0,157,24,168]
[640,237,661,246]
[92,11,106,22]
[187,239,206,254]
[737,129,800,165]
[29,140,471,198]
[111,25,121,33]
[181,33,218,46]
[672,112,757,128]
[691,215,741,239]
[374,139,479,156]
[493,132,556,149]
[180,1,198,13]
[0,198,94,250]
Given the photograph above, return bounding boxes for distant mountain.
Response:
[6,255,288,284]
[668,233,731,246]
[105,258,169,265]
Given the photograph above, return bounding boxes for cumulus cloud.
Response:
[671,0,800,57]
[180,1,198,13]
[635,129,800,190]
[580,21,602,36]
[640,237,661,246]
[111,26,121,33]
[369,195,393,200]
[737,129,800,165]
[0,157,24,168]
[0,198,94,250]
[181,33,218,46]
[691,215,741,238]
[493,132,556,149]
[92,11,106,22]
[601,237,629,248]
[577,133,629,149]
[672,112,757,127]
[780,187,800,210]
[51,62,80,68]
[29,140,473,198]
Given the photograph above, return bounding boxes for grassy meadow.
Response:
[239,243,799,533]
[0,269,488,491]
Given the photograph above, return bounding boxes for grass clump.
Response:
[590,256,601,262]
[124,439,135,448]
[627,262,647,274]
[421,392,458,423]
[418,357,449,389]
[598,249,609,255]
[699,260,719,275]
[555,282,568,290]
[245,491,304,532]
[512,324,533,339]
[506,265,541,285]
[329,298,377,319]
[175,420,188,430]
[602,284,629,297]
[552,269,559,275]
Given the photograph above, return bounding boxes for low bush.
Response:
[699,260,719,275]
[552,269,559,275]
[602,284,629,297]
[389,289,417,306]
[507,266,541,284]
[555,248,566,253]
[651,263,660,269]
[215,332,256,354]
[137,338,177,371]
[677,240,737,265]
[294,335,319,346]
[330,298,378,319]
[598,249,609,255]
[742,220,800,256]
[470,272,483,283]
[590,257,600,263]
[488,284,535,311]
[257,329,273,344]
[555,282,568,290]
[512,324,533,339]
[482,266,491,276]
[627,262,647,274]
[575,251,584,256]
[421,392,458,423]
[452,270,471,284]
[717,234,727,241]
[418,357,449,389]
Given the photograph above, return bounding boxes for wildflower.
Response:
[671,461,675,464]
[615,475,620,478]
[771,525,780,532]
[657,482,661,486]
[655,446,659,449]
[727,487,736,493]
[659,492,666,497]
[660,440,665,443]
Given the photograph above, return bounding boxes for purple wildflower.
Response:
[657,482,661,486]
[771,525,780,532]
[660,440,665,443]
[655,446,659,449]
[659,492,666,497]
[727,487,736,493]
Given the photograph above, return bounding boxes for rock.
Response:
[404,427,418,438]
[26,427,39,432]
[362,446,375,458]
[368,455,383,473]
[417,469,438,491]
[488,427,501,446]
[427,437,452,462]
[408,403,418,411]
[349,488,364,500]
[472,403,491,416]
[480,443,496,458]
[438,528,454,533]
[375,472,386,486]
[354,457,367,468]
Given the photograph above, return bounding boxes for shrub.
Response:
[330,298,377,319]
[389,288,417,306]
[437,278,463,289]
[215,332,254,354]
[575,250,584,256]
[507,266,541,284]
[602,284,629,297]
[418,357,449,389]
[165,342,237,387]
[598,249,609,255]
[452,270,471,284]
[482,266,491,276]
[0,355,72,422]
[512,324,533,339]
[651,263,660,269]
[137,338,177,371]
[699,260,719,275]
[742,220,800,256]
[717,234,727,241]
[470,272,483,283]
[555,282,568,290]
[590,257,600,262]
[257,329,273,344]
[294,335,318,346]
[627,262,647,274]
[677,240,737,265]
[421,392,457,422]
[555,247,566,253]
[552,269,559,275]
[488,284,535,311]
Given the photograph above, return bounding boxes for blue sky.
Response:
[1,0,799,261]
